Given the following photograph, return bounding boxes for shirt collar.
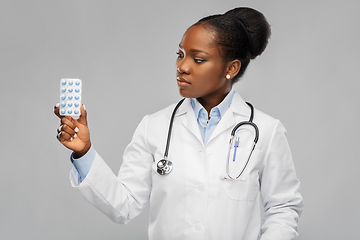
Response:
[190,88,235,120]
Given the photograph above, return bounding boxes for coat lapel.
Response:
[175,98,203,145]
[173,92,251,145]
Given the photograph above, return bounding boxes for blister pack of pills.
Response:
[59,78,82,119]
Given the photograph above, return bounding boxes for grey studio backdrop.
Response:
[1,0,359,239]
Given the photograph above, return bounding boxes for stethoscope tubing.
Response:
[231,121,259,143]
[225,139,256,180]
[163,98,185,160]
[225,102,259,179]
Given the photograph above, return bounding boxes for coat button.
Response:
[197,185,205,192]
[194,223,202,231]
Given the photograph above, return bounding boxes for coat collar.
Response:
[228,91,252,118]
[175,98,203,143]
[174,91,251,145]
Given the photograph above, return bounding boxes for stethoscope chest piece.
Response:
[157,159,173,175]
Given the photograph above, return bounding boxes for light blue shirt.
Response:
[70,145,96,182]
[72,89,235,181]
[191,89,235,145]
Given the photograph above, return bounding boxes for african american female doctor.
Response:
[54,7,303,240]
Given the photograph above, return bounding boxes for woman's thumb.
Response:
[77,104,87,125]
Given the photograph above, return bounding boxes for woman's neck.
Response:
[197,90,230,115]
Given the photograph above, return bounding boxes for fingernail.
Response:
[73,133,77,139]
[83,104,86,111]
[70,137,73,141]
[56,103,60,108]
[58,125,63,131]
[74,127,79,133]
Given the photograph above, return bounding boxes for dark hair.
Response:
[194,7,271,83]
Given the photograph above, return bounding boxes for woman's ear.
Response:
[226,60,241,80]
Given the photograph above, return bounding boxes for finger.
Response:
[76,104,87,126]
[61,123,77,139]
[61,116,76,130]
[57,125,75,140]
[54,103,61,118]
[57,130,74,143]
[57,124,62,134]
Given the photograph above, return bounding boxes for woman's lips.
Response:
[177,77,190,86]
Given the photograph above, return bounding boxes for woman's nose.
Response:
[177,59,190,74]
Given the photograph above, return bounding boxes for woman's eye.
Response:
[194,58,205,63]
[176,51,184,58]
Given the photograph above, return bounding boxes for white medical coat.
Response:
[70,92,303,240]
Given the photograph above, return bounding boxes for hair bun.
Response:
[225,7,271,59]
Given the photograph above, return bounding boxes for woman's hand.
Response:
[54,104,91,158]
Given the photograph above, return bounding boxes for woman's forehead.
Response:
[179,24,218,53]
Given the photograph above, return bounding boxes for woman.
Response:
[55,7,303,240]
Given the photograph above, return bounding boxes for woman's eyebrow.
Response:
[178,44,209,55]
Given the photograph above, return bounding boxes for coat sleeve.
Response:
[69,115,154,224]
[259,120,304,240]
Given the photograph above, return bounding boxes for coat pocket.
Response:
[222,148,262,201]
[223,176,259,201]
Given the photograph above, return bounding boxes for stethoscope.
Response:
[157,98,259,180]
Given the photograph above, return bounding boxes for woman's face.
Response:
[176,24,232,101]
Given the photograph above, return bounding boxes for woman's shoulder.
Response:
[253,108,278,125]
[232,92,279,127]
[150,102,177,117]
[253,108,289,143]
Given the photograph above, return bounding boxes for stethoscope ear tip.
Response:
[219,174,226,180]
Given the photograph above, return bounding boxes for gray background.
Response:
[1,0,359,239]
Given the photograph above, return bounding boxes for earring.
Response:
[226,74,231,79]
